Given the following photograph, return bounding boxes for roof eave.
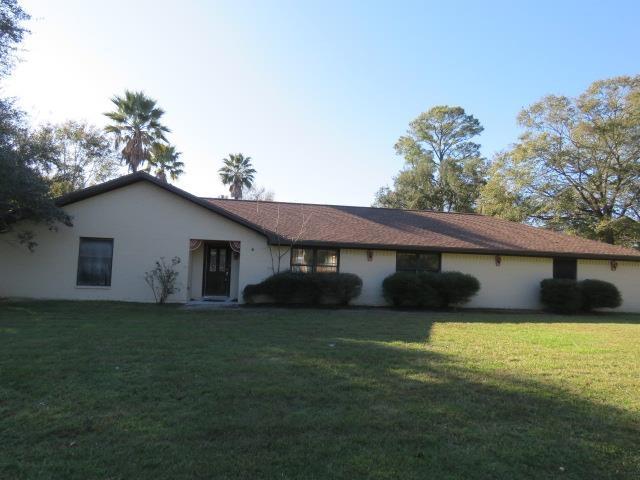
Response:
[57,173,640,262]
[276,239,640,262]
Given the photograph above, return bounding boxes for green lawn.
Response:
[1,302,639,479]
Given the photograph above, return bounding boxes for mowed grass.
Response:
[0,302,639,479]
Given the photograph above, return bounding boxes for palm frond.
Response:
[104,90,170,172]
[146,142,185,182]
[218,152,256,199]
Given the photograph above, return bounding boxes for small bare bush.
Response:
[144,256,181,304]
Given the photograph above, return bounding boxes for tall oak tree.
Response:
[479,76,640,246]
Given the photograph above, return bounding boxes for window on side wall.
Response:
[396,251,441,273]
[553,257,577,280]
[77,237,114,286]
[290,247,339,273]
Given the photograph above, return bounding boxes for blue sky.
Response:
[6,0,639,205]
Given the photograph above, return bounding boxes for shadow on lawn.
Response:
[243,312,639,479]
[1,304,638,479]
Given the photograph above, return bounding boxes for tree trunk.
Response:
[603,228,615,244]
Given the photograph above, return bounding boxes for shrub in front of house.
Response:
[578,279,622,311]
[243,272,314,304]
[243,272,362,306]
[540,278,622,313]
[382,272,441,308]
[382,271,480,308]
[431,271,481,307]
[540,279,583,314]
[313,272,363,305]
[144,256,181,304]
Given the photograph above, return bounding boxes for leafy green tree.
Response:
[0,99,71,250]
[35,120,120,196]
[477,152,534,222]
[104,90,169,172]
[374,106,486,212]
[218,153,256,199]
[145,143,184,182]
[478,76,640,246]
[0,1,70,249]
[0,0,29,76]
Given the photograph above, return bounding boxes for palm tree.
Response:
[218,153,256,199]
[104,90,170,172]
[146,143,185,182]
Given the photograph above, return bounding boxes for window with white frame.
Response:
[290,247,339,273]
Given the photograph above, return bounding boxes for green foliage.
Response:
[383,271,480,308]
[219,153,256,199]
[540,279,583,314]
[476,152,534,222]
[35,120,120,196]
[382,272,441,308]
[146,143,184,182]
[313,273,363,305]
[375,106,487,213]
[0,0,29,76]
[104,90,170,172]
[0,99,71,250]
[539,278,621,313]
[2,302,639,478]
[580,279,622,311]
[0,1,69,249]
[479,76,640,247]
[144,256,181,304]
[243,271,362,305]
[244,272,315,304]
[432,271,481,306]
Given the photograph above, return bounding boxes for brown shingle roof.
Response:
[205,198,640,260]
[55,172,640,261]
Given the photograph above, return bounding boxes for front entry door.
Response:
[203,245,231,296]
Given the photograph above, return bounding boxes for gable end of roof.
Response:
[55,172,274,240]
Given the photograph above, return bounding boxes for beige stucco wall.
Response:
[340,249,396,306]
[340,251,640,311]
[230,253,240,300]
[0,182,275,303]
[578,259,640,312]
[339,250,554,309]
[1,182,638,311]
[188,244,204,300]
[441,253,553,309]
[338,251,557,309]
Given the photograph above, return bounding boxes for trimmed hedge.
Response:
[540,279,583,314]
[243,272,363,305]
[433,271,482,306]
[540,278,622,313]
[580,279,622,310]
[382,271,480,308]
[382,272,441,308]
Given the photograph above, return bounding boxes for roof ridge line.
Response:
[201,197,486,217]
